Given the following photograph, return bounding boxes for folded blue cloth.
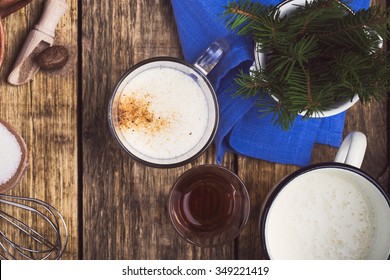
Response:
[171,0,370,166]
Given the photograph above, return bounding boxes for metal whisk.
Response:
[0,194,68,260]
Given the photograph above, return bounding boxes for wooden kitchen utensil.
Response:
[7,0,68,85]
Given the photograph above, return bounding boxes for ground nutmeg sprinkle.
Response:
[118,94,170,134]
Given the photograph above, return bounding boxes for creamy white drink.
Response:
[110,60,218,166]
[265,168,390,259]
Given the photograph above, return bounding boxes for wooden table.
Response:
[0,0,388,260]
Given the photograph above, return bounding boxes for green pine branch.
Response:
[223,0,390,130]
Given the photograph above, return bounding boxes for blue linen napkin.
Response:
[170,0,370,166]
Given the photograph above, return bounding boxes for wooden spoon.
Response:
[0,118,28,193]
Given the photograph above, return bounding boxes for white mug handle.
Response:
[334,131,367,168]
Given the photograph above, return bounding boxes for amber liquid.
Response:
[176,173,236,232]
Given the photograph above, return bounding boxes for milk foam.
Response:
[265,169,378,260]
[117,66,209,160]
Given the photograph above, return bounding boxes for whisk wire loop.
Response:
[0,194,68,260]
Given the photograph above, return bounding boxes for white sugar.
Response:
[0,123,22,184]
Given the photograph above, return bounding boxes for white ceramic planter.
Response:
[253,0,360,118]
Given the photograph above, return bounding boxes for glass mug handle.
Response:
[194,39,229,76]
[334,131,367,168]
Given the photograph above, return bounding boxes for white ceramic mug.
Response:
[260,132,390,259]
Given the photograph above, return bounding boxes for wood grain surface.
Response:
[0,0,78,259]
[0,0,388,260]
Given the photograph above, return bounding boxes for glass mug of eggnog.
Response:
[108,41,228,167]
[260,132,390,259]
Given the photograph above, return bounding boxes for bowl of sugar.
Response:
[0,118,28,193]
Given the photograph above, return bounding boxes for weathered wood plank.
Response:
[81,0,235,259]
[0,0,78,259]
[4,0,385,260]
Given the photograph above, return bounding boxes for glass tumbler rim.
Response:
[168,164,250,247]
